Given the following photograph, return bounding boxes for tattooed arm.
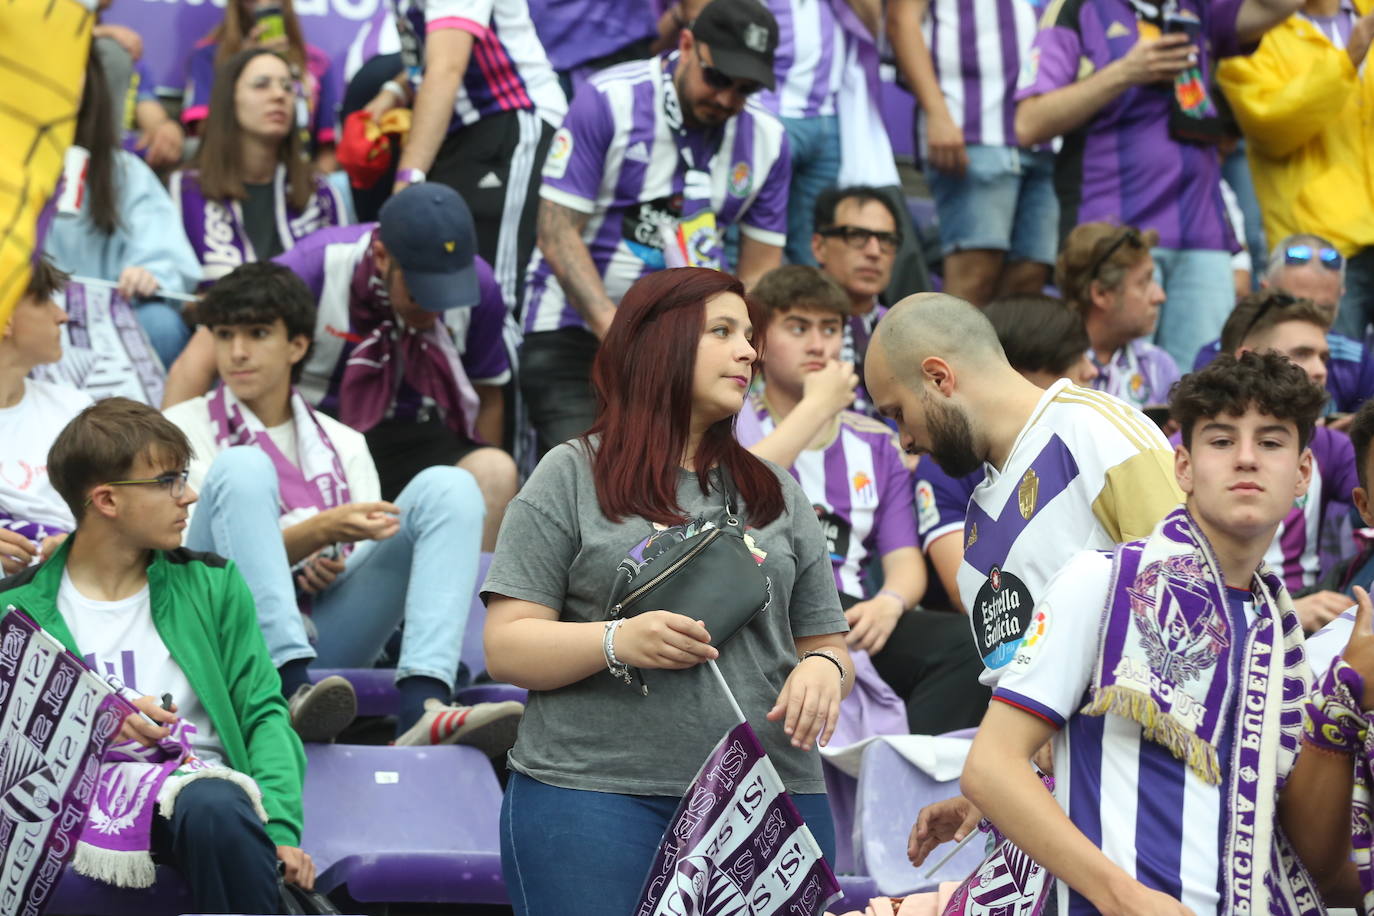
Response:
[536,198,618,339]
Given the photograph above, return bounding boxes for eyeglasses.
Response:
[247,75,298,96]
[1088,227,1145,280]
[1285,244,1343,271]
[1239,291,1302,342]
[817,225,902,255]
[84,470,191,508]
[694,47,763,97]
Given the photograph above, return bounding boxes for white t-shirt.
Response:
[993,550,1260,916]
[1306,608,1358,681]
[956,381,1182,685]
[59,569,223,764]
[0,379,92,538]
[162,394,381,533]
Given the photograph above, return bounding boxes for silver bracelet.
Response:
[603,619,633,685]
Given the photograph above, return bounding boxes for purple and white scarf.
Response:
[73,716,266,888]
[336,243,480,441]
[28,278,165,404]
[171,165,343,287]
[206,384,352,533]
[1084,507,1321,915]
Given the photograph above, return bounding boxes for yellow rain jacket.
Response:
[1217,3,1374,257]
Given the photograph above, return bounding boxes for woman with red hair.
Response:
[482,267,852,914]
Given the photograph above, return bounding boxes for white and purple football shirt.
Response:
[1015,0,1249,251]
[1262,424,1358,591]
[992,549,1257,916]
[392,0,567,129]
[763,0,845,119]
[745,395,918,597]
[920,0,1040,150]
[273,224,512,428]
[523,54,791,334]
[1091,339,1181,410]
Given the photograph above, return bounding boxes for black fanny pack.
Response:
[606,483,772,691]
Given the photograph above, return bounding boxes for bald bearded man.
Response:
[866,293,1184,865]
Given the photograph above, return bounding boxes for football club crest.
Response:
[728,161,753,197]
[1018,469,1039,520]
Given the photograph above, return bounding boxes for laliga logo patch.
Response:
[974,566,1034,669]
[915,479,939,534]
[544,127,574,179]
[1011,606,1050,671]
[728,161,753,197]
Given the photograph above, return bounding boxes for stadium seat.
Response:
[853,731,983,896]
[302,742,507,904]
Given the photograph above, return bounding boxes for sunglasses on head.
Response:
[1088,227,1146,280]
[1240,290,1303,342]
[694,47,763,97]
[1285,244,1343,271]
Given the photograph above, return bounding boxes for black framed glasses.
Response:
[817,225,902,255]
[84,470,190,508]
[1088,227,1146,280]
[694,47,763,97]
[1240,291,1302,342]
[1285,244,1343,271]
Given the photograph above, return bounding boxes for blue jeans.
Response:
[1151,247,1236,370]
[780,114,842,267]
[926,146,1059,265]
[1220,143,1266,293]
[135,300,190,369]
[185,447,485,686]
[501,771,836,916]
[151,778,278,912]
[1334,247,1374,342]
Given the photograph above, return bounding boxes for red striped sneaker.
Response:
[393,698,524,754]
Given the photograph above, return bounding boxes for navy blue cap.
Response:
[377,184,480,312]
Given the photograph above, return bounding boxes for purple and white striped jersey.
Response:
[1299,0,1357,47]
[842,303,887,419]
[523,54,791,334]
[1263,425,1358,591]
[744,394,918,597]
[273,224,512,426]
[762,0,845,119]
[525,0,657,72]
[1015,0,1248,251]
[919,0,1040,149]
[993,550,1258,916]
[392,0,567,130]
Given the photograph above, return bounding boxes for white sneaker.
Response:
[393,698,524,754]
[288,675,357,742]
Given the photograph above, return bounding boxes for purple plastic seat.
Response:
[834,874,883,912]
[855,735,983,896]
[48,865,193,916]
[301,742,507,904]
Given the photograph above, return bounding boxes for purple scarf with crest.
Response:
[73,716,266,889]
[336,244,480,440]
[1086,507,1320,915]
[173,165,342,287]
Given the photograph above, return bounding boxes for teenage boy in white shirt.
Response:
[164,262,522,749]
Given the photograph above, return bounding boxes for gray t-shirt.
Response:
[482,441,848,796]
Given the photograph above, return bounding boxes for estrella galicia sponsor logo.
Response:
[974,566,1034,669]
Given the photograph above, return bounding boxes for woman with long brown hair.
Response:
[180,0,338,165]
[482,267,852,915]
[169,48,345,289]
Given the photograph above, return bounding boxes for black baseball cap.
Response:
[377,184,480,312]
[691,0,779,91]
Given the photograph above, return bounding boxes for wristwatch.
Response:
[395,168,427,185]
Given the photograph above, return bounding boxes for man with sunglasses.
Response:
[1015,0,1301,369]
[520,0,790,455]
[1194,234,1374,420]
[1217,0,1374,343]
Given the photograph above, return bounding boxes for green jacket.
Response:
[0,538,306,846]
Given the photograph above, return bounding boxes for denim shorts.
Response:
[926,145,1059,265]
